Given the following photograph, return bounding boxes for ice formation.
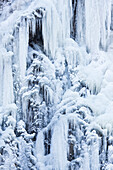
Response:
[1,0,113,169]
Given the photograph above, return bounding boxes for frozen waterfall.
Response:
[0,0,113,170]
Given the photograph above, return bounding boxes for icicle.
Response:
[22,97,27,123]
[85,0,100,53]
[46,88,48,104]
[36,131,44,163]
[19,16,29,79]
[51,116,68,170]
[35,131,46,170]
[87,130,100,170]
[99,0,107,50]
[106,0,111,39]
[31,16,36,37]
[2,50,14,106]
[105,0,112,50]
[99,0,112,50]
[76,0,85,45]
[42,4,56,57]
[49,87,53,104]
[0,51,3,106]
[13,26,19,65]
[38,19,42,30]
[82,142,90,170]
[108,145,113,164]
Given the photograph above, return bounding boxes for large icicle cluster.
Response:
[1,0,113,169]
[74,0,112,52]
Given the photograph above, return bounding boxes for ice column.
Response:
[82,142,90,170]
[36,131,45,169]
[87,131,100,170]
[13,26,19,66]
[0,50,4,105]
[51,116,68,170]
[2,50,14,106]
[19,16,29,79]
[85,0,100,53]
[99,0,111,50]
[76,0,85,45]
